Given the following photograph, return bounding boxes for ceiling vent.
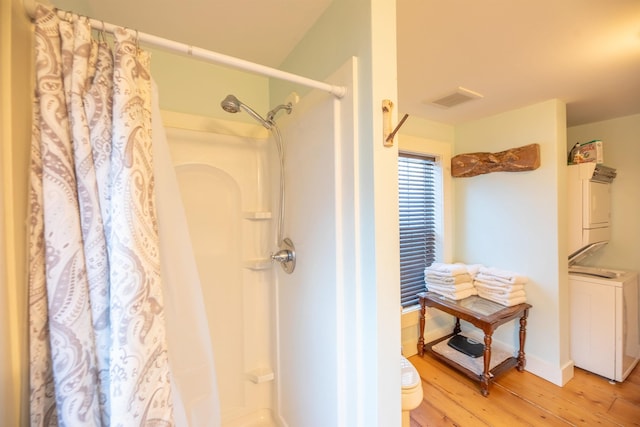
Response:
[427,87,483,108]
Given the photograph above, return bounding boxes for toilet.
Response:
[401,355,423,427]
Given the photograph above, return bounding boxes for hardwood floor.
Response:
[409,353,640,426]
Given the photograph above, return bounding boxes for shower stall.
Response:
[166,118,274,425]
[161,58,358,427]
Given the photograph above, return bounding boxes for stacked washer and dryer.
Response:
[568,163,640,382]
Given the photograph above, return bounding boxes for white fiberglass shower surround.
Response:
[164,114,278,425]
[163,61,356,426]
[162,55,359,427]
[154,44,356,427]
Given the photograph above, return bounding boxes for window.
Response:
[398,153,437,307]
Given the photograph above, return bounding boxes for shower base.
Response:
[224,408,276,427]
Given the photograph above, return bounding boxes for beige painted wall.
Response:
[148,46,271,121]
[1,0,34,424]
[454,99,572,386]
[567,114,640,272]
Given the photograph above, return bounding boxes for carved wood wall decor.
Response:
[451,143,540,178]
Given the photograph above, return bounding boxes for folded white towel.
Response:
[474,279,525,292]
[465,264,484,278]
[429,286,477,301]
[475,284,525,297]
[477,288,526,299]
[478,267,528,284]
[426,281,475,293]
[426,262,469,276]
[425,272,472,285]
[479,294,527,307]
[476,273,528,285]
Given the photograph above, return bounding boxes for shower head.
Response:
[220,94,241,113]
[220,94,271,129]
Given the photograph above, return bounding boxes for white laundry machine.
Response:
[569,266,640,382]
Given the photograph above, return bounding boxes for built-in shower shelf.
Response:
[243,211,272,221]
[243,259,273,271]
[245,368,275,384]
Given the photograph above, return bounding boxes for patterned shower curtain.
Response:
[29,6,174,425]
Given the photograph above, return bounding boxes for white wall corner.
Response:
[523,353,575,387]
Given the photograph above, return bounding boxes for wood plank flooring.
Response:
[409,353,640,426]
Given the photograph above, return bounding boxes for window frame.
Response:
[398,135,452,311]
[398,152,437,307]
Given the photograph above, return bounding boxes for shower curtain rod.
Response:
[23,0,347,99]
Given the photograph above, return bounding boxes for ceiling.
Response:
[49,0,640,127]
[397,0,640,126]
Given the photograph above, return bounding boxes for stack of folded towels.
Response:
[424,262,480,300]
[473,266,528,306]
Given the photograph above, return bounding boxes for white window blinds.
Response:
[398,153,437,307]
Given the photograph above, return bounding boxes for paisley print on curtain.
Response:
[108,25,174,427]
[28,5,174,426]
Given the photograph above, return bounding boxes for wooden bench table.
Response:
[417,291,532,396]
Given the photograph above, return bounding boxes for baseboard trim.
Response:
[525,355,575,386]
